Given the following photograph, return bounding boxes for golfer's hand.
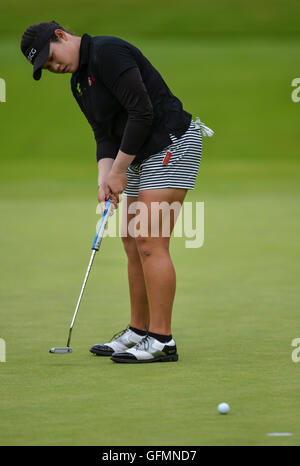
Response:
[106,169,127,200]
[98,183,118,215]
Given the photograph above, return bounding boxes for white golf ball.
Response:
[218,402,230,414]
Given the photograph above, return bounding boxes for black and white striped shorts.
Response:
[123,118,202,196]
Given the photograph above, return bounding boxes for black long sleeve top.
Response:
[71,34,192,166]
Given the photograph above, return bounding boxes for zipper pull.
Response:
[76,82,82,96]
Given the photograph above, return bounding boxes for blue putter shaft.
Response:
[65,198,112,347]
[92,198,112,251]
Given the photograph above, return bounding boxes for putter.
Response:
[49,198,112,354]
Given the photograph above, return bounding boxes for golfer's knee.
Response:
[135,237,168,258]
[122,235,139,258]
[136,237,152,258]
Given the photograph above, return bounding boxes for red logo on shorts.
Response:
[163,151,172,166]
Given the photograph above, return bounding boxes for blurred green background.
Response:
[0,0,300,446]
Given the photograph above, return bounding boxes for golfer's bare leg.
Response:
[135,188,187,335]
[121,195,149,331]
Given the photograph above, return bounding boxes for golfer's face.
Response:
[43,40,77,74]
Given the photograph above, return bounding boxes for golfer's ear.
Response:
[56,29,68,41]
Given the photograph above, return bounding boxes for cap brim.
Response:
[33,42,50,81]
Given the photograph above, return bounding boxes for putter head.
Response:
[49,347,73,354]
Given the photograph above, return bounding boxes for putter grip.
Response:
[92,198,112,251]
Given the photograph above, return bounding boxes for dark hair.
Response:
[20,20,74,55]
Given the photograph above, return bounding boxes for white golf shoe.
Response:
[90,327,145,356]
[111,335,178,363]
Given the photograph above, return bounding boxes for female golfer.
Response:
[21,20,213,364]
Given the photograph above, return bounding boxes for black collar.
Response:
[78,33,91,68]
